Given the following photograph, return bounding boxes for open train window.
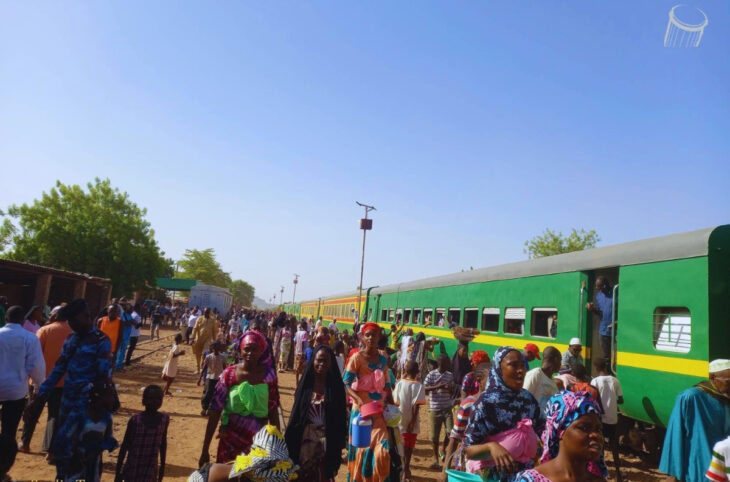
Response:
[381,309,387,322]
[423,309,433,326]
[436,308,446,327]
[388,309,395,322]
[464,308,478,329]
[482,308,499,332]
[449,308,461,327]
[504,307,525,335]
[404,309,411,323]
[653,307,691,353]
[413,309,422,324]
[395,308,403,323]
[531,308,558,338]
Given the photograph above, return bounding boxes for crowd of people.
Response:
[0,295,729,482]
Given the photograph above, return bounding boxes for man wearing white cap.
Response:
[660,359,730,481]
[561,337,584,372]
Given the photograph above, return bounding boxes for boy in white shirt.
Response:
[591,357,624,482]
[393,361,426,481]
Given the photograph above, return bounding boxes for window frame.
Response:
[504,307,526,335]
[464,307,479,329]
[653,307,692,354]
[530,307,558,339]
[481,307,500,333]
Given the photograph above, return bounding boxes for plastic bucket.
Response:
[446,469,483,482]
[351,414,373,448]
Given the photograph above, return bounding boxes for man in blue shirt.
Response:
[587,276,614,362]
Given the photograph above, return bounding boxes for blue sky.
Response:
[1,1,729,303]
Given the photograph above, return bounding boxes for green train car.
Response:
[286,225,730,427]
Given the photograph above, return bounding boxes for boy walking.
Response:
[393,361,426,480]
[424,353,455,469]
[591,358,624,482]
[199,341,227,415]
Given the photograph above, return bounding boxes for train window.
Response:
[413,309,422,324]
[404,309,411,324]
[396,308,403,323]
[381,309,388,322]
[482,308,499,332]
[449,308,461,327]
[653,307,691,353]
[531,308,558,338]
[464,308,479,329]
[436,308,446,327]
[388,309,395,322]
[504,308,525,335]
[423,309,433,326]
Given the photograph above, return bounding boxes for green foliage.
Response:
[524,228,601,259]
[228,279,255,306]
[177,248,232,286]
[177,248,255,306]
[3,178,171,296]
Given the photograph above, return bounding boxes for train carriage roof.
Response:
[370,226,724,295]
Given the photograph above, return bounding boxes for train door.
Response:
[584,267,619,375]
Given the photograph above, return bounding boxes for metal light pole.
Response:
[356,201,375,320]
[292,274,299,304]
[280,286,284,309]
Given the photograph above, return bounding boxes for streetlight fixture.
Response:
[280,286,284,308]
[292,274,299,304]
[356,201,375,320]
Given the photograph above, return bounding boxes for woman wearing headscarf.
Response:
[192,308,220,373]
[198,330,280,467]
[285,345,347,481]
[460,350,490,399]
[464,346,543,481]
[514,391,607,481]
[28,299,114,481]
[343,322,396,482]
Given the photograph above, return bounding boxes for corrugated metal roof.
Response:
[370,226,720,295]
[0,258,111,283]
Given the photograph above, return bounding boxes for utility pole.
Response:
[356,201,375,320]
[292,274,299,304]
[280,286,284,309]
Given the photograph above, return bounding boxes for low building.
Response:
[0,259,112,316]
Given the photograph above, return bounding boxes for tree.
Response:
[177,248,232,287]
[524,228,601,259]
[3,178,171,296]
[228,279,255,306]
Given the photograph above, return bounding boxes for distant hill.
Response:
[252,296,275,309]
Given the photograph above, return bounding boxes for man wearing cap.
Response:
[561,338,585,372]
[523,343,541,369]
[660,359,730,482]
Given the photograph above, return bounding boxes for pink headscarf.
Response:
[241,330,267,353]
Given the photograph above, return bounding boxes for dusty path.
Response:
[11,327,665,481]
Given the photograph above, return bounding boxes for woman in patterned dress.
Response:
[285,345,347,481]
[30,299,114,481]
[198,330,280,467]
[463,346,544,481]
[513,391,607,482]
[343,322,396,482]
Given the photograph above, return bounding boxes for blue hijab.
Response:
[464,346,543,443]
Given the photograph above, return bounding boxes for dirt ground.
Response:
[11,327,666,481]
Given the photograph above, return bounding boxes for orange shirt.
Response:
[36,321,73,387]
[99,316,121,353]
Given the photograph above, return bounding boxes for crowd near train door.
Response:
[584,267,619,374]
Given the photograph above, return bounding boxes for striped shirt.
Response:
[450,395,477,441]
[424,369,455,411]
[707,437,730,481]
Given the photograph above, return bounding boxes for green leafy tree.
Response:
[228,279,255,306]
[3,178,171,296]
[524,228,600,259]
[177,248,232,287]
